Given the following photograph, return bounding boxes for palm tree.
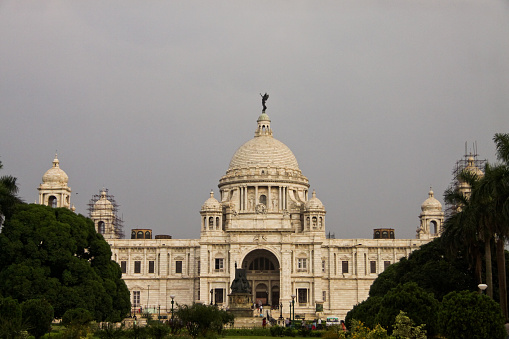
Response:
[442,174,492,297]
[0,160,22,225]
[474,133,509,320]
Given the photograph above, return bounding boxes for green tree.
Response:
[0,296,23,339]
[0,204,130,321]
[438,290,505,339]
[345,296,382,330]
[374,282,439,336]
[175,303,234,338]
[369,237,476,301]
[21,298,54,339]
[392,311,426,339]
[0,160,22,225]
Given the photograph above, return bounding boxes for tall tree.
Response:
[0,160,22,224]
[0,204,130,321]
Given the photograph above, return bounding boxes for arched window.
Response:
[203,217,207,230]
[131,231,136,239]
[430,220,438,234]
[48,196,57,208]
[98,221,105,234]
[145,231,151,239]
[248,257,275,271]
[319,217,323,228]
[137,231,144,239]
[209,217,214,229]
[215,217,220,229]
[382,231,388,239]
[312,216,317,228]
[259,195,267,206]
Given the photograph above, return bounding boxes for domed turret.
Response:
[95,190,114,211]
[417,187,443,240]
[202,191,221,211]
[38,154,72,209]
[42,154,69,185]
[421,189,442,212]
[305,190,325,211]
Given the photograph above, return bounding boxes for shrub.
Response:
[438,290,505,339]
[21,298,54,339]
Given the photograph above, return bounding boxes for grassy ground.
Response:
[225,337,311,339]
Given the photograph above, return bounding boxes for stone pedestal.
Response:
[228,293,253,317]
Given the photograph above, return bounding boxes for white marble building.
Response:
[38,111,447,321]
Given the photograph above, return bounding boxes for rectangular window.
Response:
[134,261,141,274]
[197,261,200,275]
[370,261,377,274]
[342,261,349,274]
[215,258,224,271]
[322,290,327,302]
[149,261,155,273]
[120,261,127,274]
[298,288,308,304]
[133,291,140,307]
[384,261,391,270]
[176,261,183,274]
[322,260,326,273]
[297,258,307,271]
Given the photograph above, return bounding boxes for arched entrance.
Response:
[242,249,280,308]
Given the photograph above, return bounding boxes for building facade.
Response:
[38,111,449,321]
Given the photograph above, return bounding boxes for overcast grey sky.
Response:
[1,1,508,240]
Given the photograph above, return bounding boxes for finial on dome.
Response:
[53,153,60,167]
[312,189,317,198]
[210,190,214,198]
[428,187,434,198]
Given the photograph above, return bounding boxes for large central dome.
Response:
[228,112,300,171]
[219,112,308,188]
[228,137,300,171]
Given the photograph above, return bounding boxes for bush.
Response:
[269,325,284,337]
[438,290,506,339]
[0,297,23,339]
[21,298,54,339]
[374,282,438,336]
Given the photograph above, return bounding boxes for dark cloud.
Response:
[1,0,508,240]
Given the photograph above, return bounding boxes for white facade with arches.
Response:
[39,112,445,321]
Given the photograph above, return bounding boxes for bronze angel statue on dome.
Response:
[260,93,269,112]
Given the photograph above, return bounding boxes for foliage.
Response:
[437,290,506,339]
[0,160,22,225]
[125,324,148,339]
[0,204,130,321]
[21,298,54,339]
[269,325,284,337]
[0,296,23,339]
[374,282,438,336]
[348,319,370,339]
[175,303,234,339]
[391,311,426,339]
[94,322,127,339]
[345,296,382,330]
[146,320,171,339]
[369,237,476,301]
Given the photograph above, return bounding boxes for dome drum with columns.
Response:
[38,106,445,323]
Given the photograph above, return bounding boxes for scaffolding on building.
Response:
[87,188,125,239]
[444,142,486,218]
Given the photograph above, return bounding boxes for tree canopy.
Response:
[0,204,130,321]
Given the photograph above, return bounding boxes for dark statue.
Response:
[230,264,251,294]
[260,92,269,112]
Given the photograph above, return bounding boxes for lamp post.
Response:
[279,302,283,320]
[478,283,488,295]
[291,294,296,324]
[170,295,175,320]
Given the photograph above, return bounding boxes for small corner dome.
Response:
[95,190,113,210]
[421,188,442,212]
[305,190,324,210]
[463,156,484,178]
[42,155,69,184]
[202,191,221,211]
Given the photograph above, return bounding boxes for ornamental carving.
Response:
[255,203,267,214]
